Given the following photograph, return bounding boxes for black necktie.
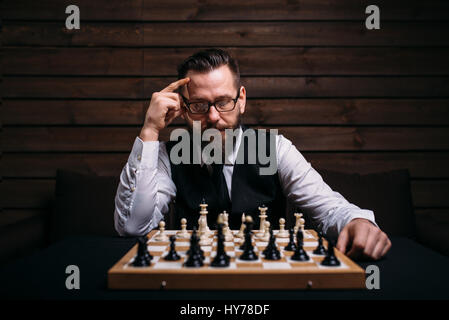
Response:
[211,163,232,211]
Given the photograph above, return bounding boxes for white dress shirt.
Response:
[114,127,377,239]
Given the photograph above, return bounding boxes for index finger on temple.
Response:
[160,77,190,93]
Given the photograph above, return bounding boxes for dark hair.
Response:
[177,48,240,90]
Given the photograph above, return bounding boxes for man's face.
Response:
[180,65,246,142]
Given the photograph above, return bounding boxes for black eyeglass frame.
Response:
[180,89,241,114]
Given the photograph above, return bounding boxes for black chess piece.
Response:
[239,217,258,261]
[132,236,153,267]
[291,230,310,261]
[211,223,230,267]
[284,228,297,251]
[263,228,281,260]
[164,235,181,261]
[321,239,341,267]
[184,228,204,267]
[313,232,327,255]
[186,227,204,260]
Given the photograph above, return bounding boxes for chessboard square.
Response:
[262,262,291,269]
[211,251,236,258]
[165,230,178,235]
[235,263,263,268]
[200,246,212,252]
[256,242,268,247]
[153,261,184,269]
[176,246,189,252]
[289,262,317,268]
[148,246,167,251]
[276,238,289,243]
[262,257,287,263]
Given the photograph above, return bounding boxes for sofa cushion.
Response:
[317,169,416,238]
[51,169,119,241]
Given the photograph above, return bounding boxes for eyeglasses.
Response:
[180,90,240,114]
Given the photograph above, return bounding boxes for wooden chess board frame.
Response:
[108,230,366,290]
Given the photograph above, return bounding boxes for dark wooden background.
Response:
[2,0,449,264]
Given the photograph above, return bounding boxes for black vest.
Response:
[165,127,286,230]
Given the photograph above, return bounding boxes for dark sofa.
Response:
[46,168,449,258]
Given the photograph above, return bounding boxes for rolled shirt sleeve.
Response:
[114,137,175,236]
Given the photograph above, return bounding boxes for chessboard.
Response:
[108,229,365,290]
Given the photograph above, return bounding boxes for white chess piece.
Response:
[277,218,289,238]
[176,218,189,239]
[154,220,169,241]
[198,200,212,237]
[222,211,234,242]
[235,213,246,239]
[294,212,303,234]
[257,205,268,238]
[260,221,270,242]
[199,218,212,245]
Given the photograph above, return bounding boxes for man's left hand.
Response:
[336,218,391,260]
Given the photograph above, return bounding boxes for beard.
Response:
[186,114,242,149]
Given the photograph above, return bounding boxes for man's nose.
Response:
[207,105,221,123]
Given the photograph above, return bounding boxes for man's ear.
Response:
[239,86,246,114]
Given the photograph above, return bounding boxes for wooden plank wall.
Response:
[2,0,449,262]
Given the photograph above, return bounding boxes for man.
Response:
[114,48,391,260]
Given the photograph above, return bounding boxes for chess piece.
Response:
[294,212,304,234]
[259,221,270,242]
[257,205,268,238]
[235,213,246,240]
[284,228,297,251]
[176,218,190,239]
[276,218,289,238]
[211,220,230,267]
[132,236,153,267]
[186,227,204,260]
[199,217,213,245]
[198,199,212,237]
[154,220,169,241]
[291,230,310,261]
[263,228,281,260]
[239,216,258,261]
[313,232,327,255]
[222,211,234,242]
[164,235,181,261]
[184,228,204,267]
[321,240,341,267]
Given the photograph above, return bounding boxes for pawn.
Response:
[291,230,310,261]
[313,231,327,255]
[132,236,153,267]
[176,218,189,239]
[154,220,169,241]
[321,240,341,267]
[276,218,289,238]
[164,235,181,261]
[284,228,297,251]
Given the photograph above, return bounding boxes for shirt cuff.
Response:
[344,209,379,231]
[128,136,160,170]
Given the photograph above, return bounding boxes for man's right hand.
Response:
[139,77,190,141]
